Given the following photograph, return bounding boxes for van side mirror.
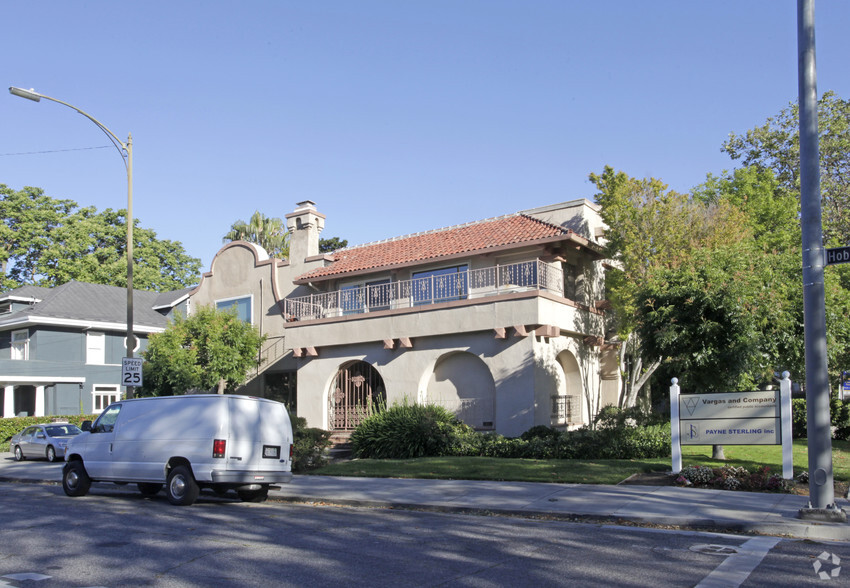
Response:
[80,420,92,432]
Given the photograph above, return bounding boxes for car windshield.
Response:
[45,425,83,437]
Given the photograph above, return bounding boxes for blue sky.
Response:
[3,1,849,272]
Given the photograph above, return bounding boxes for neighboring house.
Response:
[191,199,619,438]
[0,281,191,418]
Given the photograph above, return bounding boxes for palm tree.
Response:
[223,211,290,259]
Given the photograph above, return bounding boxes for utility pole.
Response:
[796,0,845,520]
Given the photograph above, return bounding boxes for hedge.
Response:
[350,403,672,461]
[791,396,850,440]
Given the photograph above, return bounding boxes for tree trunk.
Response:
[217,378,226,394]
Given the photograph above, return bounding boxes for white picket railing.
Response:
[285,260,564,321]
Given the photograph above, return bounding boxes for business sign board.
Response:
[670,377,794,478]
[678,390,780,444]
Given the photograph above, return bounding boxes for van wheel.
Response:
[238,487,269,503]
[137,483,163,497]
[13,446,24,461]
[63,461,91,497]
[166,466,199,506]
[46,446,57,462]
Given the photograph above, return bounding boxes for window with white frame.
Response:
[11,329,29,360]
[86,332,106,365]
[92,385,121,414]
[216,296,252,323]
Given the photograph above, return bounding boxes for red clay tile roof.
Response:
[295,213,600,283]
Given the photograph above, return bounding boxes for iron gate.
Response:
[329,362,386,431]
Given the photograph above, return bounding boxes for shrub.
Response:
[792,395,850,440]
[291,416,332,472]
[594,405,664,429]
[464,422,671,461]
[348,402,671,461]
[677,465,790,492]
[595,423,671,459]
[351,402,472,459]
[520,425,560,441]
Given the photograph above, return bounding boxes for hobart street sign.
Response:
[825,246,850,266]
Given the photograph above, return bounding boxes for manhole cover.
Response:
[689,544,739,555]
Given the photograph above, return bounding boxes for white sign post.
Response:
[122,357,143,388]
[670,373,794,479]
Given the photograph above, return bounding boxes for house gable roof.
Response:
[295,212,602,284]
[0,281,178,331]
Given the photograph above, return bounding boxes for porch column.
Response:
[35,386,45,417]
[3,386,13,418]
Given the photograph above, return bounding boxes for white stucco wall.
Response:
[292,326,603,437]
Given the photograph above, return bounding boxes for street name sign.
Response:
[825,246,850,266]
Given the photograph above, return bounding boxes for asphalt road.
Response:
[0,481,848,587]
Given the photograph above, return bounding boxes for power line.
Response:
[0,145,111,157]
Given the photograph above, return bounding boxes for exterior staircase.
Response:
[328,431,353,461]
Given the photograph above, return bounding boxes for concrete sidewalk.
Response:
[2,453,848,542]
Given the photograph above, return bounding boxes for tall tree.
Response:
[722,91,850,245]
[0,184,201,292]
[319,237,348,253]
[223,211,290,259]
[635,244,795,392]
[589,166,749,408]
[140,305,265,396]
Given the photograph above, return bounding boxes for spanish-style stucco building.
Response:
[1,199,619,438]
[190,199,619,438]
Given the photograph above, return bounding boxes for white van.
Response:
[63,394,293,506]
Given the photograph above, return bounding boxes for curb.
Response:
[267,493,850,542]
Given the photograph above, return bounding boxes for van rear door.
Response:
[226,397,290,474]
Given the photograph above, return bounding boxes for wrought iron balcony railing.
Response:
[285,260,564,321]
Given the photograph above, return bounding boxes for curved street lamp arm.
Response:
[9,86,129,171]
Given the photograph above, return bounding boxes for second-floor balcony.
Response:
[285,260,565,321]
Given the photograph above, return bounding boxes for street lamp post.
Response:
[9,86,137,399]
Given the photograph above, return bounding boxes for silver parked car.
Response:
[11,423,83,462]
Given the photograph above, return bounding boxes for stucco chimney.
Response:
[285,200,325,263]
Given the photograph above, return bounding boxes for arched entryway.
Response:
[329,361,386,431]
[426,352,495,429]
[553,350,582,425]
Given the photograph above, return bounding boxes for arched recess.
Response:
[426,352,495,429]
[328,361,386,432]
[553,350,582,426]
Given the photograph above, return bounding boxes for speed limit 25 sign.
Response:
[122,357,143,387]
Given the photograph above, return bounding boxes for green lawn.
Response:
[310,439,850,485]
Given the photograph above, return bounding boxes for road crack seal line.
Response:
[154,547,232,580]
